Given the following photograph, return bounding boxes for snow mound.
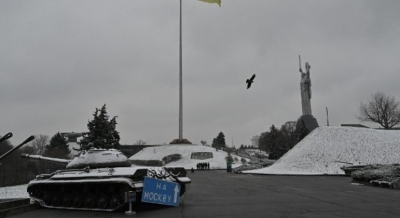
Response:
[245,127,400,175]
[129,144,243,170]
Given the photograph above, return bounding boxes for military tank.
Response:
[0,133,34,165]
[340,164,371,176]
[21,148,191,212]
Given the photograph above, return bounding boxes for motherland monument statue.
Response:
[297,56,319,133]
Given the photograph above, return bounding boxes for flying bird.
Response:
[246,74,256,89]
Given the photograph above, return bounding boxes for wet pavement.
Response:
[8,170,400,218]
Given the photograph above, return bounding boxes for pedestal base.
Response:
[169,138,192,144]
[125,211,136,215]
[297,115,319,133]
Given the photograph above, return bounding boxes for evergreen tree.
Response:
[225,154,234,163]
[295,119,309,143]
[80,104,120,149]
[44,132,71,159]
[212,138,217,148]
[211,132,226,148]
[216,132,226,147]
[265,125,284,160]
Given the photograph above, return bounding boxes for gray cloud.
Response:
[1,0,400,147]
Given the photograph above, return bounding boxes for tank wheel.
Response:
[82,185,90,194]
[42,190,52,205]
[62,193,73,207]
[72,193,83,208]
[84,193,96,208]
[108,185,117,193]
[59,185,67,193]
[30,186,43,198]
[180,184,186,196]
[97,193,109,209]
[109,195,122,209]
[119,185,132,199]
[51,193,62,207]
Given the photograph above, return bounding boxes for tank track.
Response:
[28,181,139,212]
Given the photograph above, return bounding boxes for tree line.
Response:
[257,120,308,160]
[0,104,121,187]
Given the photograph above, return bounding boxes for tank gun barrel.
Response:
[21,153,70,164]
[0,132,13,144]
[0,135,34,162]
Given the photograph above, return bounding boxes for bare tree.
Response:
[200,140,207,146]
[357,92,400,129]
[26,134,49,155]
[134,139,146,145]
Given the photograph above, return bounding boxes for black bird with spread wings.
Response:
[246,74,256,89]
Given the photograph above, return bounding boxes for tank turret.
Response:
[21,147,191,211]
[0,133,34,164]
[22,148,132,169]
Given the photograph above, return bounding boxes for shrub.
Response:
[225,155,234,163]
[351,164,400,182]
[254,153,268,159]
[162,154,182,164]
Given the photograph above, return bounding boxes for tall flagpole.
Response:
[179,0,183,140]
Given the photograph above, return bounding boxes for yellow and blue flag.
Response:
[198,0,221,7]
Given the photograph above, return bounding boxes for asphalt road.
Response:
[9,170,400,218]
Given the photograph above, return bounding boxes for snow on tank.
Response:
[21,147,132,169]
[66,148,131,169]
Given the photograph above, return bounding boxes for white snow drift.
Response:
[246,126,400,175]
[0,184,29,199]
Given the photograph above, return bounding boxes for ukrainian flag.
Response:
[198,0,221,7]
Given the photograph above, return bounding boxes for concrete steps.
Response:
[0,198,39,218]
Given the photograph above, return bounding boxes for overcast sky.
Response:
[1,0,400,147]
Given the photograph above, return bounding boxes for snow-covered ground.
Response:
[245,149,267,156]
[0,184,29,199]
[245,127,400,175]
[130,144,244,170]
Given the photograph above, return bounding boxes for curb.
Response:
[0,199,40,218]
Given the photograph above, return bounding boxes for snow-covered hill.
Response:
[245,127,400,175]
[129,144,243,170]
